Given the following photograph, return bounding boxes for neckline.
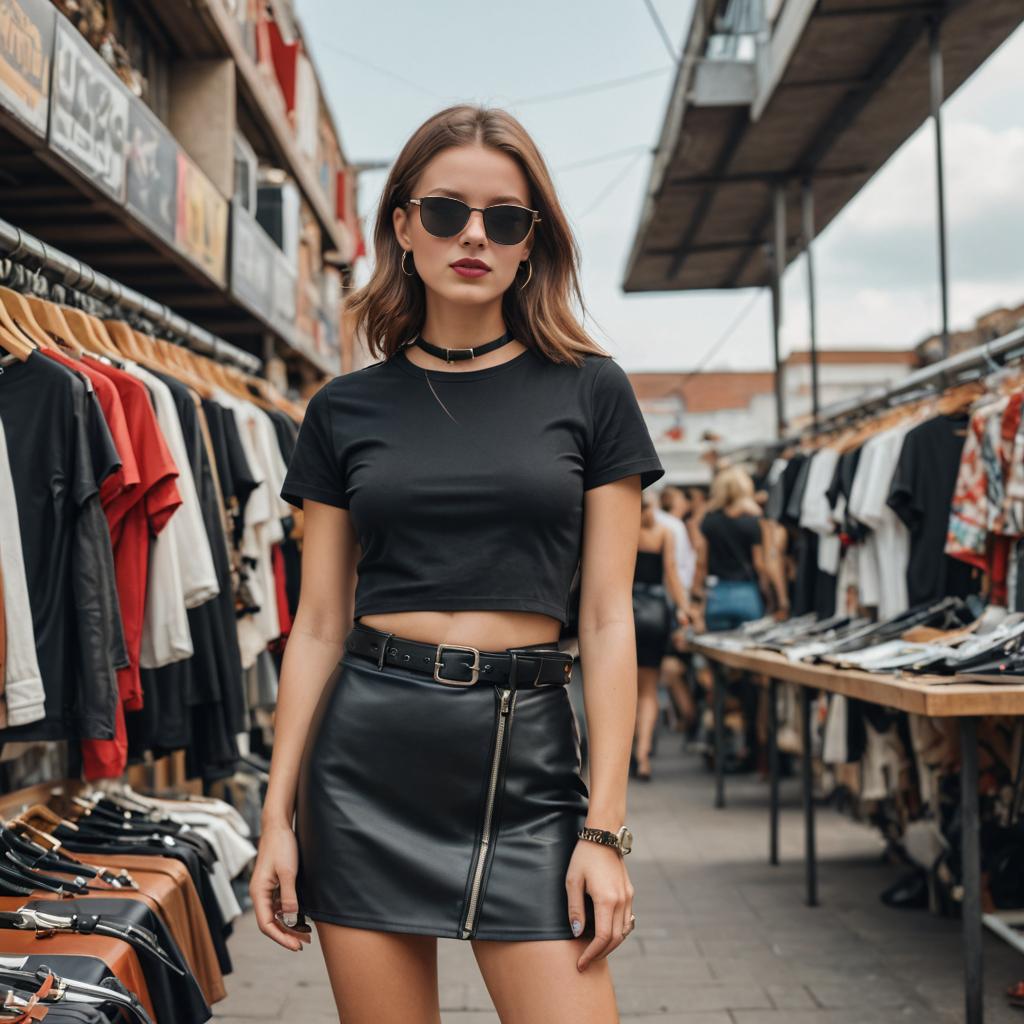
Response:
[394,344,533,381]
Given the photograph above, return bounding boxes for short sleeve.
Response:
[583,358,665,491]
[741,515,762,545]
[280,385,348,509]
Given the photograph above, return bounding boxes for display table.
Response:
[688,640,1024,1024]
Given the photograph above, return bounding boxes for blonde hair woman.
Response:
[249,104,665,1023]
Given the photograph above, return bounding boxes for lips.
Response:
[450,259,490,270]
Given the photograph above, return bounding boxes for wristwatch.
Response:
[577,824,633,856]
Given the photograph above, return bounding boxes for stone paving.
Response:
[213,733,1024,1022]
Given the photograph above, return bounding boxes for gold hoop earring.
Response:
[401,250,416,277]
[518,258,533,290]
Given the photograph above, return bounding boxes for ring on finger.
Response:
[624,913,637,935]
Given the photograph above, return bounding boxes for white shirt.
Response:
[0,419,46,726]
[654,507,695,592]
[799,447,841,576]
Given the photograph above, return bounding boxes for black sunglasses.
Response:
[406,195,541,245]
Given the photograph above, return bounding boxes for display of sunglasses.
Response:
[406,195,541,245]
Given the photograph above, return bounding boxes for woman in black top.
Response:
[251,106,665,1022]
[632,491,689,781]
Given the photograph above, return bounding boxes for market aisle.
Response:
[214,737,1021,1023]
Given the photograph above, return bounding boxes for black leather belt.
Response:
[345,623,574,689]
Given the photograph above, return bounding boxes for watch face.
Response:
[617,826,633,854]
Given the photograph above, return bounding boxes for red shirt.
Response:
[77,355,182,780]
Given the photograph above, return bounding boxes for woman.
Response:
[632,491,690,781]
[249,105,665,1023]
[697,466,785,631]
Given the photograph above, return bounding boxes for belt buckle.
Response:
[433,643,481,686]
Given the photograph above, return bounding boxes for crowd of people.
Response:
[629,465,788,780]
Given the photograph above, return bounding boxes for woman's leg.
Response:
[634,665,660,772]
[315,920,442,1024]
[472,937,619,1024]
[662,653,695,733]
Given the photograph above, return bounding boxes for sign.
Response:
[125,98,177,244]
[49,19,129,200]
[271,245,297,340]
[230,199,275,322]
[0,0,55,136]
[175,151,228,285]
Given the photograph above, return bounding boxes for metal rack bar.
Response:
[0,218,262,374]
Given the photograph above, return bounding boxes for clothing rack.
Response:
[726,322,1024,464]
[0,217,263,375]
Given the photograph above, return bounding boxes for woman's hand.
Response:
[250,824,313,951]
[675,605,691,627]
[565,840,635,972]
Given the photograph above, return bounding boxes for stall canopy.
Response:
[623,0,1024,294]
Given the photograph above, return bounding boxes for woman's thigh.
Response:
[471,937,619,1024]
[315,920,441,1024]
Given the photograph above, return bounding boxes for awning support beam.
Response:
[930,14,951,359]
[771,184,787,437]
[802,179,821,425]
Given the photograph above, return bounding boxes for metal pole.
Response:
[771,184,787,436]
[929,15,951,360]
[801,688,818,907]
[769,678,780,866]
[960,717,983,1024]
[714,664,726,809]
[802,179,821,425]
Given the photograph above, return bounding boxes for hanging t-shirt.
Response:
[887,413,978,607]
[0,351,120,742]
[280,348,664,625]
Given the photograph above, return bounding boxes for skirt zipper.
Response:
[461,687,516,938]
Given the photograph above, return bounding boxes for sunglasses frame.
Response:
[405,196,542,245]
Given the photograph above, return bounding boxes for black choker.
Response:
[413,331,511,362]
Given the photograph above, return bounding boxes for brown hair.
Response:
[345,104,609,367]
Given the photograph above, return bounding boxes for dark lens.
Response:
[418,196,469,237]
[484,205,533,245]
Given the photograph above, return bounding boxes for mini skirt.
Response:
[293,634,596,942]
[632,581,673,667]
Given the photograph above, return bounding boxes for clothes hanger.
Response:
[0,288,52,351]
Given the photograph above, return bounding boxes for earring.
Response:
[401,250,416,276]
[518,257,533,290]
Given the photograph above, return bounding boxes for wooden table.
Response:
[689,641,1024,1024]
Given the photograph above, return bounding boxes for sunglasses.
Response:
[406,195,541,246]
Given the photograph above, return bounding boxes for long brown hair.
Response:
[346,104,609,367]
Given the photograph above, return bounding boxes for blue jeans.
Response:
[705,580,764,632]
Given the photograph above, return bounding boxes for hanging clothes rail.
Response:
[726,323,1024,464]
[0,217,263,374]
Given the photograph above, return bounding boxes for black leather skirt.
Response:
[633,581,673,666]
[294,637,595,942]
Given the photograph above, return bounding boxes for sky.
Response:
[295,1,1024,373]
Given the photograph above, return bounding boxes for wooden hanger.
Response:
[25,295,82,355]
[0,286,53,350]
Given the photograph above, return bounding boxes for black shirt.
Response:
[887,413,977,606]
[280,347,665,626]
[0,351,120,742]
[700,509,761,582]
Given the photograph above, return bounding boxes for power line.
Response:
[677,290,765,385]
[510,66,672,106]
[641,0,681,64]
[577,150,647,219]
[314,42,450,101]
[556,144,651,173]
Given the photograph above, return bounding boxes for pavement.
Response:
[213,730,1024,1023]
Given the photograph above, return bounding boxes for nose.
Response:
[459,209,487,245]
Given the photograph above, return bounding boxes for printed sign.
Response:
[0,0,55,136]
[49,19,129,200]
[125,97,177,243]
[175,151,228,285]
[230,199,275,322]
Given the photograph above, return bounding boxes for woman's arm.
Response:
[660,527,690,620]
[251,499,359,949]
[758,519,790,617]
[568,474,641,972]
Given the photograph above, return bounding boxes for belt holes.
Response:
[402,653,410,661]
[423,656,430,664]
[483,664,492,672]
[389,647,398,656]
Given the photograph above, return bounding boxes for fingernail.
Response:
[278,912,298,928]
[571,919,582,937]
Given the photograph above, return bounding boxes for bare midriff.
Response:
[356,609,562,652]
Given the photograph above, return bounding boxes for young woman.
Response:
[632,491,690,781]
[249,105,665,1023]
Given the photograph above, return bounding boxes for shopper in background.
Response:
[654,486,698,736]
[697,467,783,631]
[632,492,690,781]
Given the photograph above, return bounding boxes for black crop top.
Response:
[279,345,666,625]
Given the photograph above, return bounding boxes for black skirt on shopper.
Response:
[294,626,597,942]
[632,581,673,667]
